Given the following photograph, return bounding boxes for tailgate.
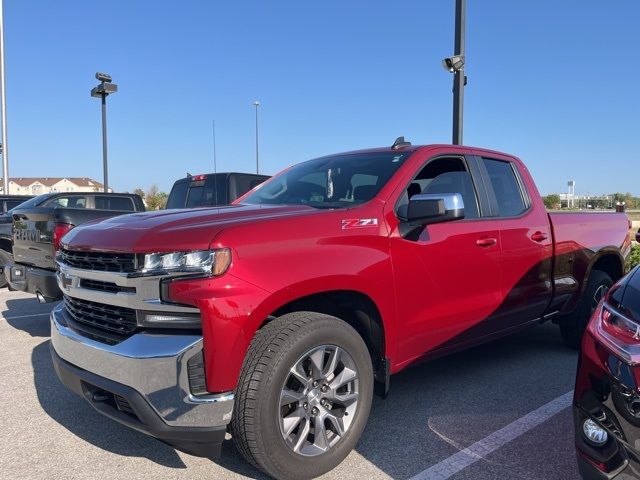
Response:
[12,207,134,270]
[12,208,57,270]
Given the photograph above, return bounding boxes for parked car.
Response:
[165,172,269,209]
[0,194,34,213]
[574,265,640,479]
[0,195,45,287]
[5,192,145,301]
[49,142,630,479]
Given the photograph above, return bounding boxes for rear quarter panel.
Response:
[549,212,630,312]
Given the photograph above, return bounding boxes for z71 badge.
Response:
[341,218,379,229]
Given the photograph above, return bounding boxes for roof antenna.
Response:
[391,136,411,150]
[186,172,192,177]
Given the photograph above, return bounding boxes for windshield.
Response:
[241,152,410,208]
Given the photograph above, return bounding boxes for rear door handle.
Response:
[531,232,548,242]
[476,238,498,247]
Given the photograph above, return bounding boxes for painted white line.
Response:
[2,312,51,320]
[409,391,574,480]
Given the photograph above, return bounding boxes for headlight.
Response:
[142,248,231,275]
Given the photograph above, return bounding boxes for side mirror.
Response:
[407,193,465,226]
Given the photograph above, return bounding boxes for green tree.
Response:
[542,194,561,210]
[145,184,168,210]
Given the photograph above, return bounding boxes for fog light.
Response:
[583,418,608,446]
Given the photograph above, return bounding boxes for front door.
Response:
[387,153,503,366]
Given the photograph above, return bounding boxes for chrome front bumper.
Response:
[50,303,233,429]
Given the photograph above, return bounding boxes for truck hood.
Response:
[61,203,321,253]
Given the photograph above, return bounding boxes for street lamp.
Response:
[442,0,467,145]
[253,101,260,174]
[91,72,118,192]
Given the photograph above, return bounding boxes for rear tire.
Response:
[230,312,373,480]
[559,270,612,349]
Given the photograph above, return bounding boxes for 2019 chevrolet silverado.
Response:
[49,143,630,479]
[574,265,640,479]
[6,192,145,301]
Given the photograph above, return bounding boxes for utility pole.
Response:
[0,0,9,194]
[253,101,260,174]
[443,0,467,145]
[452,0,466,145]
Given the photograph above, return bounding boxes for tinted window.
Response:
[5,200,23,210]
[186,184,205,208]
[44,196,87,208]
[95,196,135,211]
[166,181,189,209]
[6,194,51,213]
[242,152,410,208]
[482,158,527,217]
[228,174,269,202]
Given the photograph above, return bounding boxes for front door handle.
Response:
[476,238,498,247]
[531,232,548,242]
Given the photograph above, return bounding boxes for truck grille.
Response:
[59,249,137,273]
[63,295,139,344]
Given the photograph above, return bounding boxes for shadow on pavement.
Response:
[31,340,188,469]
[352,322,579,479]
[3,297,55,337]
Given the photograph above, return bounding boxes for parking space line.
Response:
[1,312,51,320]
[409,390,574,480]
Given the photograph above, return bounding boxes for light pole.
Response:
[0,0,9,194]
[442,0,466,145]
[253,101,260,174]
[91,72,118,192]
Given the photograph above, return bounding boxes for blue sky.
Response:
[3,0,639,195]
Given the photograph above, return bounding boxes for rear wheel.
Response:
[559,270,612,349]
[230,311,373,480]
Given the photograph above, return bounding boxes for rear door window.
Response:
[482,158,528,217]
[94,196,135,211]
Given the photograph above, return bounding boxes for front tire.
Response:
[230,312,373,480]
[559,270,612,349]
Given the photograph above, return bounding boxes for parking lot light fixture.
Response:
[91,72,118,192]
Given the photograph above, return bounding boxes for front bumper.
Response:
[50,303,234,458]
[7,262,60,301]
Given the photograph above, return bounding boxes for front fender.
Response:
[168,272,395,393]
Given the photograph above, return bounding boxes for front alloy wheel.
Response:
[279,345,359,456]
[231,312,373,480]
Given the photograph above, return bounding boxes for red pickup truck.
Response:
[49,142,631,479]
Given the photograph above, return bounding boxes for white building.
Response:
[0,177,112,195]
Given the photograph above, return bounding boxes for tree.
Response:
[542,194,561,210]
[145,184,168,210]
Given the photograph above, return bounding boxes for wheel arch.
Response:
[587,248,625,285]
[264,289,390,394]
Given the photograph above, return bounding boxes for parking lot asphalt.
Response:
[0,289,580,480]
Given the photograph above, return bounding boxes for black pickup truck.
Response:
[166,172,269,209]
[4,192,144,301]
